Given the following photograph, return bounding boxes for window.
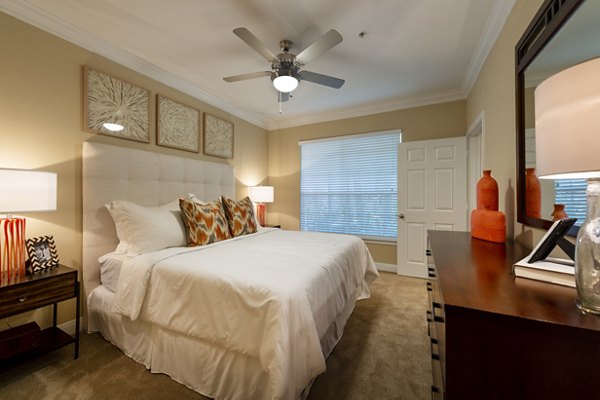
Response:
[300,131,401,241]
[554,179,587,225]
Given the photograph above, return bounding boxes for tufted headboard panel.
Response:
[82,142,235,302]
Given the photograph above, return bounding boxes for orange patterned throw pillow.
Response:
[221,196,258,237]
[179,197,231,246]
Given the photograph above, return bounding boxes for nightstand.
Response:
[0,265,80,369]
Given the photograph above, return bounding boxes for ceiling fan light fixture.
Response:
[273,75,298,93]
[102,122,125,132]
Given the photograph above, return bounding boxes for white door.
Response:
[397,137,468,278]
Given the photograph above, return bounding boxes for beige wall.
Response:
[466,0,545,247]
[268,100,467,264]
[0,12,268,329]
[1,0,552,330]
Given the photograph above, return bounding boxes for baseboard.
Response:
[58,317,87,336]
[396,265,429,279]
[375,262,396,273]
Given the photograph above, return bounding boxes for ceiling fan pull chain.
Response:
[279,92,282,114]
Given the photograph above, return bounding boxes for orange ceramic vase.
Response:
[471,170,506,243]
[551,204,568,221]
[525,168,542,218]
[471,209,506,243]
[476,170,499,211]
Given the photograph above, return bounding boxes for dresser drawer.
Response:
[0,272,76,318]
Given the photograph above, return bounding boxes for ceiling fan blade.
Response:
[223,71,271,83]
[301,70,345,89]
[295,29,343,65]
[233,27,278,62]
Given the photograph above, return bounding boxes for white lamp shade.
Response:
[248,186,274,203]
[0,169,57,213]
[273,76,298,93]
[535,57,600,179]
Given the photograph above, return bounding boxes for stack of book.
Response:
[512,218,576,288]
[513,257,575,287]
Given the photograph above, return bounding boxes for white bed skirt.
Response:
[88,283,360,399]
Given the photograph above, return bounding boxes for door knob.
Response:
[398,213,405,219]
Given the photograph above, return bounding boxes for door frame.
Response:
[466,112,485,229]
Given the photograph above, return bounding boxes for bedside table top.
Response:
[0,265,76,289]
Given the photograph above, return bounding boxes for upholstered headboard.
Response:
[82,142,235,302]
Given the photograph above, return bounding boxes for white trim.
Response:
[375,262,396,273]
[58,316,87,335]
[298,129,402,146]
[364,239,397,246]
[396,265,428,279]
[462,0,516,96]
[466,111,485,169]
[0,0,513,131]
[269,90,465,130]
[466,112,485,230]
[0,0,269,129]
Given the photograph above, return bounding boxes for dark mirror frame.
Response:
[515,0,585,237]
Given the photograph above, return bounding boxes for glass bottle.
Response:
[575,178,600,314]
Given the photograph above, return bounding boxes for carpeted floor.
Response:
[0,272,431,399]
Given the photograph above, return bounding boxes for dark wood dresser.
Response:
[427,231,600,400]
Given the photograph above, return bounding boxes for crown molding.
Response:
[0,0,269,129]
[462,0,516,95]
[266,89,466,130]
[1,0,507,132]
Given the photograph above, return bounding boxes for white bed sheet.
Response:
[98,252,130,292]
[102,228,377,400]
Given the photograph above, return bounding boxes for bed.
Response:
[82,142,378,400]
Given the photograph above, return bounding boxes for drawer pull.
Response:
[434,315,445,323]
[426,249,432,256]
[432,385,440,393]
[427,282,433,291]
[18,296,27,302]
[430,338,438,345]
[426,310,432,322]
[432,301,442,309]
[431,352,440,361]
[427,267,436,278]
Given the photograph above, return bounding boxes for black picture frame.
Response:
[26,235,59,273]
[527,218,577,264]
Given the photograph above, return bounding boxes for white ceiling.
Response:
[0,0,514,130]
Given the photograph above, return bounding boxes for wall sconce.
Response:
[0,169,57,278]
[248,186,274,226]
[535,56,600,314]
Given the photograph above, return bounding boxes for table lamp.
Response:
[0,169,57,278]
[535,56,600,314]
[248,186,274,226]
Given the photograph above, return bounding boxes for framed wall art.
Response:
[156,94,200,152]
[83,65,150,143]
[203,113,234,159]
[26,235,59,273]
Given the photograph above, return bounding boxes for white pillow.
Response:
[107,200,186,256]
[106,203,129,254]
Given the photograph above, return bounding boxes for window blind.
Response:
[300,131,400,240]
[554,179,587,225]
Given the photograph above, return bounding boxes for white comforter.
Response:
[111,228,378,400]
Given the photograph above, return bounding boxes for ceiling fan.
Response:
[223,27,345,102]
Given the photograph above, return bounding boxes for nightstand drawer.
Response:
[0,272,76,318]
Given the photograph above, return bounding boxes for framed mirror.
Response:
[516,0,600,236]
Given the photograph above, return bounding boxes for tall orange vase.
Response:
[525,168,542,218]
[471,170,505,243]
[476,170,498,211]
